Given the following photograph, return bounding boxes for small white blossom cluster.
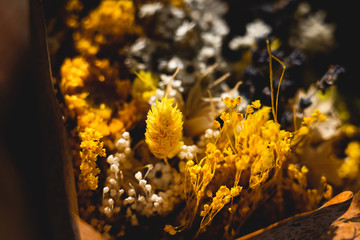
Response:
[148,73,184,105]
[103,131,132,218]
[122,165,183,226]
[123,167,165,225]
[178,145,199,160]
[229,19,271,50]
[126,0,232,95]
[197,128,220,148]
[290,2,335,52]
[146,162,184,215]
[102,132,184,226]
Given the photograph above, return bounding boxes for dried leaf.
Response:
[237,191,355,240]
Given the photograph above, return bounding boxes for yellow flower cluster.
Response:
[200,185,242,229]
[60,56,149,191]
[338,141,360,179]
[73,0,137,55]
[292,109,328,146]
[60,56,139,141]
[220,98,292,188]
[145,96,184,161]
[286,164,332,212]
[79,128,106,190]
[166,97,293,235]
[64,0,83,28]
[60,56,89,94]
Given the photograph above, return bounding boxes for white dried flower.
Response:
[108,198,114,207]
[135,171,142,181]
[124,196,135,205]
[128,188,136,196]
[106,155,118,165]
[110,164,119,173]
[229,19,271,50]
[119,189,124,195]
[103,186,109,194]
[138,2,163,18]
[145,184,152,192]
[290,4,335,52]
[139,179,147,188]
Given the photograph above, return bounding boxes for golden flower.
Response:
[60,57,89,94]
[145,95,184,161]
[338,141,360,179]
[79,127,106,190]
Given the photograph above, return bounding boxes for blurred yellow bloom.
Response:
[131,71,158,102]
[338,141,360,179]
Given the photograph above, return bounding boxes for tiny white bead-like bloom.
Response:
[139,179,147,187]
[138,195,146,203]
[172,80,181,88]
[157,196,163,204]
[124,196,135,205]
[229,19,271,50]
[186,152,194,160]
[128,188,136,196]
[138,2,163,18]
[154,202,159,208]
[167,57,184,71]
[213,130,220,138]
[135,171,142,181]
[108,198,114,206]
[119,189,125,195]
[150,194,158,202]
[116,138,126,147]
[109,178,117,185]
[147,164,153,171]
[178,151,187,160]
[122,131,130,140]
[103,186,109,194]
[145,184,152,192]
[107,155,118,165]
[110,164,119,173]
[116,138,129,150]
[204,128,213,138]
[104,206,112,216]
[175,21,196,40]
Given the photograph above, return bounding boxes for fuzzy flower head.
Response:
[145,95,184,161]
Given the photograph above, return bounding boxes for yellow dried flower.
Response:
[223,96,241,109]
[164,225,177,235]
[338,141,360,179]
[73,0,137,55]
[60,57,89,94]
[173,97,293,235]
[79,127,106,190]
[145,96,184,161]
[345,141,360,160]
